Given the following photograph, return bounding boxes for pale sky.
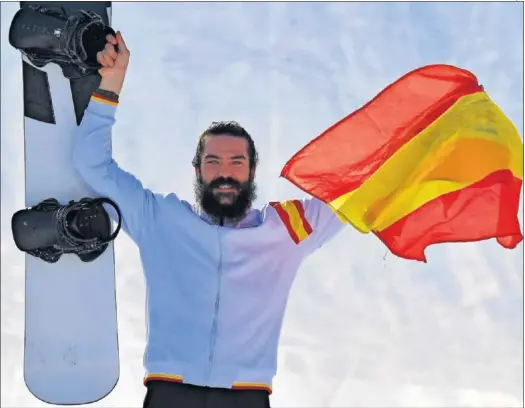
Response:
[1,1,523,407]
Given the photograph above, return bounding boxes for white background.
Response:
[1,1,523,407]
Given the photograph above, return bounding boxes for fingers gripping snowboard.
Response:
[9,2,120,405]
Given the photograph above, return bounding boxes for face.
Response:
[194,135,257,223]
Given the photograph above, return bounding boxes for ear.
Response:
[194,167,200,177]
[250,167,256,179]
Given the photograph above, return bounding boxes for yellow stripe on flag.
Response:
[329,91,523,232]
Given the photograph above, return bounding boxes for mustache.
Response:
[208,177,242,190]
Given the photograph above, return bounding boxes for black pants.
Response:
[143,380,271,408]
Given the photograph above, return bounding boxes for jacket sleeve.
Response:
[269,196,346,255]
[300,197,346,253]
[72,93,158,243]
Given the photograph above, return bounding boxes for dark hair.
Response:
[192,121,259,171]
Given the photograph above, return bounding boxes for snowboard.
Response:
[9,2,120,405]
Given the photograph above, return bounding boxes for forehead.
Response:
[202,135,248,156]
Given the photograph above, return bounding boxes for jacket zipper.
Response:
[209,225,223,374]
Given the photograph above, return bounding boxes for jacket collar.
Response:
[194,205,262,228]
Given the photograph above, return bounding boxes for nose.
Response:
[216,163,233,178]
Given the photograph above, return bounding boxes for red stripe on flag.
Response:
[281,64,483,203]
[375,169,523,262]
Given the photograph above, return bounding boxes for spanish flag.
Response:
[281,64,523,262]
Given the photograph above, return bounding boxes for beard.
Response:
[194,173,257,224]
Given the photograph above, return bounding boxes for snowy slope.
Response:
[1,2,523,407]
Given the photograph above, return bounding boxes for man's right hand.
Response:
[97,31,130,95]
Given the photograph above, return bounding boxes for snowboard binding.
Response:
[8,4,116,79]
[11,197,122,263]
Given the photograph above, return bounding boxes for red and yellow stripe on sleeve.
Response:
[281,64,523,261]
[91,91,118,107]
[269,200,313,244]
[232,382,272,394]
[143,374,273,394]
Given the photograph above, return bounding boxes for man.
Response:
[73,31,345,408]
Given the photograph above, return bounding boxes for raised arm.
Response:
[298,196,346,254]
[72,31,156,242]
[269,197,346,256]
[72,92,157,242]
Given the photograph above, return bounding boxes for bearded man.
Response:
[73,31,345,408]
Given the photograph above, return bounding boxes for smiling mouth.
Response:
[213,184,238,193]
